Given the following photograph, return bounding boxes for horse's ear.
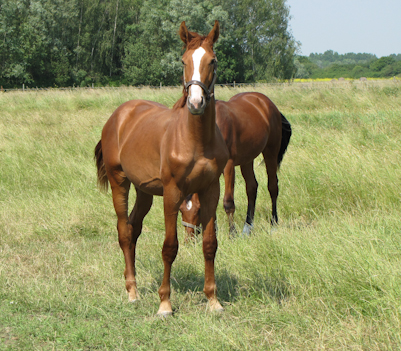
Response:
[206,20,219,45]
[179,21,192,45]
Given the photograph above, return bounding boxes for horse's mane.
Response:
[186,32,208,50]
[173,87,188,110]
[173,32,211,111]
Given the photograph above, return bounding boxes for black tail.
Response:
[277,114,292,167]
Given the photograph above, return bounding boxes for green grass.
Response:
[1,81,401,350]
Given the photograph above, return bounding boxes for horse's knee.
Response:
[203,235,217,261]
[162,238,179,264]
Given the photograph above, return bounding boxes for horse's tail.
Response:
[277,114,292,167]
[94,140,109,192]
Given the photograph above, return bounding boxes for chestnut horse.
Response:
[94,21,229,316]
[180,92,292,239]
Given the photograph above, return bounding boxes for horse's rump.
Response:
[216,92,281,165]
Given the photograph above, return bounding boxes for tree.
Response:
[370,56,396,72]
[122,0,238,85]
[351,65,366,79]
[220,0,297,81]
[294,56,319,78]
[0,0,299,87]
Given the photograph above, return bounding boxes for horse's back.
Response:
[228,92,281,124]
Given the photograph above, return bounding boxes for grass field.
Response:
[1,81,401,350]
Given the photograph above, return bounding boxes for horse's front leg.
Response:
[157,185,182,316]
[199,180,223,312]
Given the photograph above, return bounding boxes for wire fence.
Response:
[1,78,399,93]
[0,81,263,93]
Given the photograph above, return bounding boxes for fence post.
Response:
[233,81,236,88]
[23,83,25,91]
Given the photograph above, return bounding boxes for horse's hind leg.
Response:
[110,173,153,302]
[222,160,237,236]
[240,161,258,235]
[126,188,153,300]
[262,148,279,224]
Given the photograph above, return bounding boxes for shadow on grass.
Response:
[168,264,292,304]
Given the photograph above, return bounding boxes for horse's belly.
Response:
[120,152,164,195]
[138,177,164,196]
[121,165,163,196]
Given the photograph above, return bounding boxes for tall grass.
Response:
[1,81,400,350]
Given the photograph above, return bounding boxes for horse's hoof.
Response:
[157,310,173,318]
[157,301,173,317]
[213,306,224,313]
[208,299,224,313]
[242,223,253,236]
[128,290,140,302]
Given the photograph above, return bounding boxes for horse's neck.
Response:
[186,99,217,146]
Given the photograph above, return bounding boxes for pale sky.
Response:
[286,0,401,57]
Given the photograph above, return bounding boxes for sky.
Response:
[286,0,401,57]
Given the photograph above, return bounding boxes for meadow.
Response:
[1,80,400,350]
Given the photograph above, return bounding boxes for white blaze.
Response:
[189,47,206,106]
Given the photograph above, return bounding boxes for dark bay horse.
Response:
[95,21,229,316]
[180,92,292,239]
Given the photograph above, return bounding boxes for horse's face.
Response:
[180,21,219,115]
[179,194,201,240]
[181,47,217,114]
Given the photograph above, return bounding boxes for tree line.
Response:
[0,0,297,88]
[295,50,401,80]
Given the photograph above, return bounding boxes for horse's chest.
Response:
[172,155,218,191]
[184,158,218,190]
[192,158,217,179]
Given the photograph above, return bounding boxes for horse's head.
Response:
[179,193,201,241]
[179,21,219,115]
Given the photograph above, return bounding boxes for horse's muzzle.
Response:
[187,95,206,115]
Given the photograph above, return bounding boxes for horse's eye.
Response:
[210,59,216,65]
[181,60,185,65]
